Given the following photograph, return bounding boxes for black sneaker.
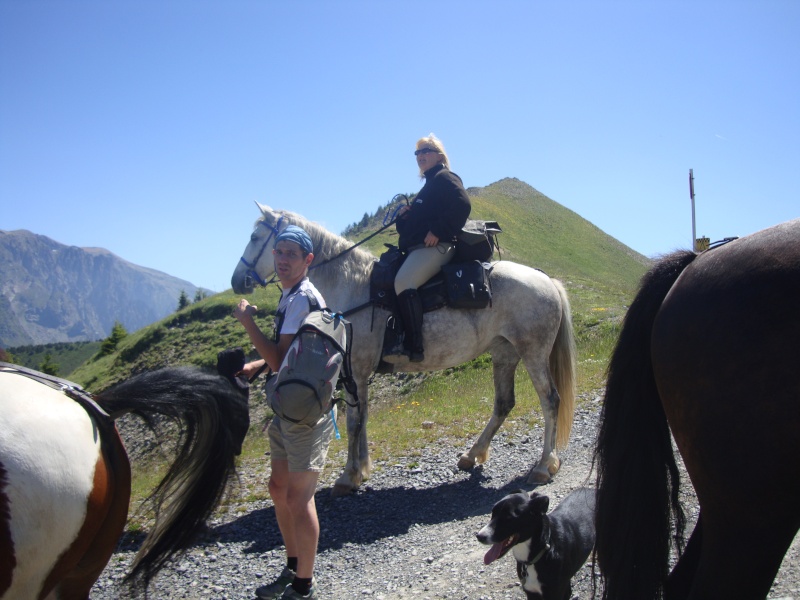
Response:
[279,578,318,599]
[255,567,295,599]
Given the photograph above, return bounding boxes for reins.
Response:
[309,217,396,273]
[239,197,410,320]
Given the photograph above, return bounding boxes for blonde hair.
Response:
[416,133,450,177]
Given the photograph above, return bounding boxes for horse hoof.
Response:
[331,483,355,497]
[457,455,475,471]
[526,468,553,486]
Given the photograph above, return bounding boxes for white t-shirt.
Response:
[276,278,326,336]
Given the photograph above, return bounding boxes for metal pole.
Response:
[689,169,696,251]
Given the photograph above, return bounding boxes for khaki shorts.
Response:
[268,406,335,472]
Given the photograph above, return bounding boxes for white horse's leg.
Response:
[332,373,370,496]
[524,360,562,485]
[458,347,519,470]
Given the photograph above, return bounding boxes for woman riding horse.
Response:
[383,134,471,364]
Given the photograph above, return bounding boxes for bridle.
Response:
[238,215,285,289]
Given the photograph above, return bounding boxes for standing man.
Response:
[234,225,331,600]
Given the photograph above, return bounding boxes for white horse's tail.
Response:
[550,278,577,449]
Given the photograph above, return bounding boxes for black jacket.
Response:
[396,164,471,251]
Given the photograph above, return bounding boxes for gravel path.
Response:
[91,394,800,600]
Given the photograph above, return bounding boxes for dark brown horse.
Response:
[594,218,800,600]
[0,366,248,600]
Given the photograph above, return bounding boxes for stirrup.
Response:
[383,338,410,362]
[382,348,410,364]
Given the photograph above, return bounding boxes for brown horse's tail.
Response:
[593,251,696,600]
[550,278,576,450]
[96,366,249,595]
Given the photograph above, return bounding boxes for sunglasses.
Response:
[414,147,439,156]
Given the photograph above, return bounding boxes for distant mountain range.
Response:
[0,230,210,347]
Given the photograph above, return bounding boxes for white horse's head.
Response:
[231,202,287,294]
[231,202,376,296]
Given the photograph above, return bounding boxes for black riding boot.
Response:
[398,289,424,362]
[382,289,424,364]
[381,312,408,364]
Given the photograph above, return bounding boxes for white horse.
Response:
[232,204,577,496]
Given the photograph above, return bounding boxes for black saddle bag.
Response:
[441,260,492,309]
[370,245,405,305]
[455,220,502,262]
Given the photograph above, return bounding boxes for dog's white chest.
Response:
[513,541,543,594]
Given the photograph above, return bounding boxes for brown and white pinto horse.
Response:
[594,218,800,599]
[0,365,249,600]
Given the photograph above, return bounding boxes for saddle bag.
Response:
[441,260,493,309]
[455,220,502,262]
[369,244,405,304]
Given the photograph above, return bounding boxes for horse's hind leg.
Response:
[46,440,131,599]
[684,514,798,600]
[521,356,562,485]
[458,346,519,471]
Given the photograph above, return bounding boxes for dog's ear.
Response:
[529,492,550,514]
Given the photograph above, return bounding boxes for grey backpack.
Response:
[267,299,356,425]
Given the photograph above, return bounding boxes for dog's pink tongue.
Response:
[484,543,504,565]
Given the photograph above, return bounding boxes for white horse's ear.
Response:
[255,201,273,214]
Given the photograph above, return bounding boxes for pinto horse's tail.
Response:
[593,251,696,600]
[550,278,577,450]
[96,366,249,593]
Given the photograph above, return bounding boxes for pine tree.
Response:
[98,321,128,357]
[177,290,190,310]
[39,353,60,376]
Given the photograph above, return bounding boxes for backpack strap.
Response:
[273,282,320,341]
[335,315,360,408]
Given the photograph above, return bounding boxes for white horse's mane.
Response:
[256,204,377,289]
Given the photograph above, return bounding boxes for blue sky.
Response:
[2,1,798,292]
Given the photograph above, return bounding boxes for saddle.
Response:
[370,247,494,314]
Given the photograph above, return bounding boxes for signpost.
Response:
[689,169,697,251]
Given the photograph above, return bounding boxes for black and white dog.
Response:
[477,487,596,600]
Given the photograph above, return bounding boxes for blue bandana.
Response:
[275,225,313,255]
